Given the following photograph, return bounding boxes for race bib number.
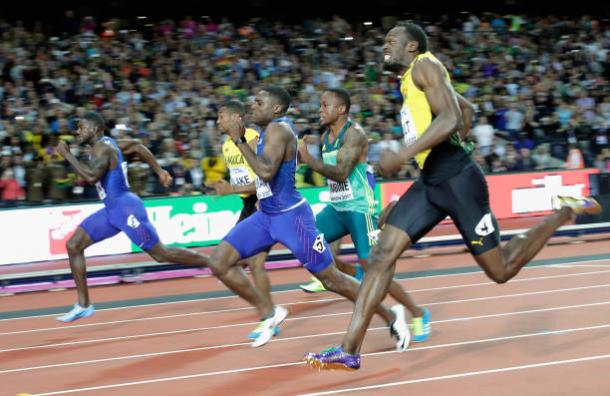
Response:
[327,179,354,202]
[230,167,254,187]
[312,233,326,253]
[255,177,273,199]
[400,106,418,147]
[475,213,495,237]
[95,182,107,200]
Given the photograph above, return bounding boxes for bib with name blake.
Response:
[221,128,260,198]
[230,166,253,186]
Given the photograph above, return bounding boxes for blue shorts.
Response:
[80,192,160,251]
[223,202,333,274]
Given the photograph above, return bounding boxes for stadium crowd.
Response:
[0,12,609,205]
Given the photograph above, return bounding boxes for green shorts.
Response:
[316,205,378,259]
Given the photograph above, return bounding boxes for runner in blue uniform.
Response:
[205,86,410,349]
[55,112,209,322]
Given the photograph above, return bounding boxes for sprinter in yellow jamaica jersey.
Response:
[306,22,601,370]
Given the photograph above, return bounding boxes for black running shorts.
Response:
[237,194,258,223]
[386,162,500,255]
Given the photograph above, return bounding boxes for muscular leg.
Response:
[350,209,424,318]
[331,239,359,277]
[206,242,274,318]
[147,242,209,267]
[436,163,577,284]
[341,224,412,354]
[359,258,424,318]
[246,252,271,297]
[65,227,95,307]
[314,262,394,325]
[334,258,359,277]
[474,207,573,283]
[149,239,273,317]
[326,231,423,318]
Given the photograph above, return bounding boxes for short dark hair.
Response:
[398,22,428,53]
[325,88,351,113]
[262,86,291,114]
[220,99,246,116]
[82,111,106,132]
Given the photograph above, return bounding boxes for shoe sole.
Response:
[584,199,603,215]
[56,310,94,323]
[305,358,359,371]
[251,307,288,347]
[251,331,273,348]
[299,286,325,293]
[390,305,410,352]
[247,327,281,340]
[555,196,603,215]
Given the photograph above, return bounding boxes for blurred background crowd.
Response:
[0,11,609,206]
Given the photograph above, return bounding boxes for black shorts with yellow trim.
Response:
[386,162,500,255]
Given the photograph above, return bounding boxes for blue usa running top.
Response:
[94,137,130,204]
[255,116,305,213]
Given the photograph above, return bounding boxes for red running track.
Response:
[1,240,610,395]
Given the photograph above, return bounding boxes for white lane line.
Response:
[3,265,610,333]
[26,323,610,396]
[3,300,610,375]
[553,264,610,269]
[300,354,610,395]
[3,257,609,323]
[3,282,610,353]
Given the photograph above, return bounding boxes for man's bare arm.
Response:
[57,141,110,184]
[300,127,366,182]
[455,93,475,140]
[237,123,290,182]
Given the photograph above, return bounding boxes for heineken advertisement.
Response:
[0,169,595,265]
[132,184,382,252]
[136,194,244,251]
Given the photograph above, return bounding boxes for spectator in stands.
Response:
[378,132,401,154]
[0,168,24,206]
[183,153,204,192]
[201,145,227,187]
[566,144,585,169]
[532,143,566,170]
[505,101,525,141]
[515,147,537,171]
[472,115,495,156]
[596,148,610,172]
[0,12,608,206]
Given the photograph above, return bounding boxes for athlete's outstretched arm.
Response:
[118,139,162,174]
[118,139,172,187]
[116,139,140,153]
[299,127,366,182]
[456,93,475,140]
[397,58,462,160]
[56,141,110,184]
[229,121,290,182]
